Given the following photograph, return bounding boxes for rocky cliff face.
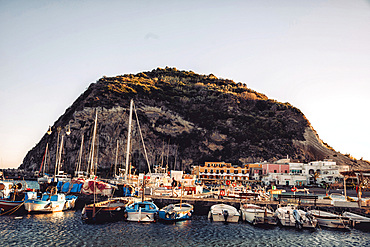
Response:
[20,67,369,176]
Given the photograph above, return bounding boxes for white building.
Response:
[261,159,348,186]
[262,173,308,186]
[305,160,348,184]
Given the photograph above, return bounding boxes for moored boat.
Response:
[0,191,38,215]
[342,211,370,231]
[125,201,159,222]
[240,204,277,225]
[158,203,193,221]
[307,210,349,229]
[276,204,317,229]
[208,204,240,223]
[82,197,134,223]
[24,192,77,213]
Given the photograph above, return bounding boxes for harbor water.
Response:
[1,212,370,247]
[1,181,369,246]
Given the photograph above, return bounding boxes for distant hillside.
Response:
[20,67,369,176]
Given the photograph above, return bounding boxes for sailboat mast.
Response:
[125,99,133,180]
[43,143,49,174]
[76,135,84,175]
[54,130,60,178]
[133,103,151,175]
[90,111,98,176]
[57,135,64,175]
[114,140,119,177]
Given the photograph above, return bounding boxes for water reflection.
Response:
[0,211,369,246]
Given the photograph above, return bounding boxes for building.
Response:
[192,161,250,184]
[305,160,348,184]
[261,159,348,186]
[247,163,263,180]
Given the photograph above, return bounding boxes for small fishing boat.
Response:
[307,210,348,229]
[158,203,193,221]
[0,191,38,215]
[125,201,159,222]
[0,181,38,215]
[342,211,370,231]
[82,197,134,223]
[240,204,277,225]
[276,204,317,229]
[208,204,240,223]
[24,192,77,213]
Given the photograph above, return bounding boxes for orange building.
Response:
[192,161,250,184]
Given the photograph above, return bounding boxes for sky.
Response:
[0,0,369,168]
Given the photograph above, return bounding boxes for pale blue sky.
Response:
[1,0,369,168]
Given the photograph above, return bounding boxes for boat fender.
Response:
[116,207,121,211]
[187,212,191,217]
[165,213,170,219]
[226,180,231,186]
[232,183,236,187]
[220,190,225,196]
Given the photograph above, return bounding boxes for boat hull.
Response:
[309,210,349,229]
[0,200,26,215]
[241,209,276,225]
[24,195,77,213]
[83,198,130,223]
[208,204,240,223]
[276,207,317,229]
[126,211,157,222]
[158,203,193,222]
[209,213,239,223]
[25,200,65,213]
[125,201,159,223]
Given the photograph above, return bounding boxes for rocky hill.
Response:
[19,67,369,176]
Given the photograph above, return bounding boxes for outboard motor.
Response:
[293,209,303,229]
[223,210,229,222]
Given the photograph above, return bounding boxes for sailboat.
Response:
[38,126,71,192]
[125,174,159,222]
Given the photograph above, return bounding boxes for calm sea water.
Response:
[1,212,369,247]
[1,181,369,247]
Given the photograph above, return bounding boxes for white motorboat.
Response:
[308,210,349,229]
[342,212,369,230]
[208,204,240,223]
[24,193,77,213]
[276,204,317,229]
[240,204,277,225]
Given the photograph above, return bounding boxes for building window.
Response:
[234,170,238,174]
[205,169,208,173]
[274,170,277,173]
[210,169,213,173]
[227,170,230,174]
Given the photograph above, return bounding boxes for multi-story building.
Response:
[305,160,349,184]
[248,163,263,180]
[192,161,250,184]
